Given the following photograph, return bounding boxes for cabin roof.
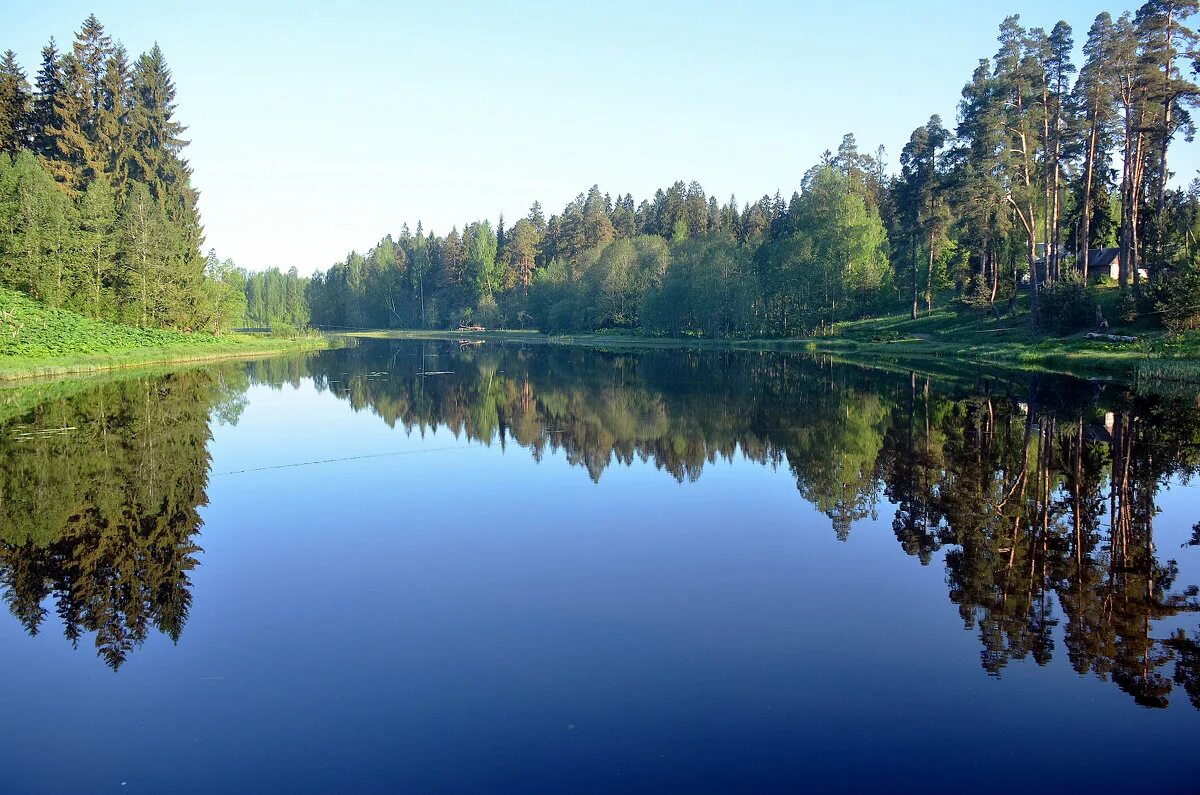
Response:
[1089,248,1119,268]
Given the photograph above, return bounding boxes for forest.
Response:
[0,16,222,330]
[1,7,1199,341]
[299,4,1200,337]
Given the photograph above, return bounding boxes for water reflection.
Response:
[1,341,1198,711]
[0,369,243,668]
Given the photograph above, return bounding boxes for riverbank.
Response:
[0,287,332,382]
[346,305,1200,385]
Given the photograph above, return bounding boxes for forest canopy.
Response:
[300,4,1200,336]
[2,6,1200,337]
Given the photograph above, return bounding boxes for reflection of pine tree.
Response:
[0,368,219,669]
[937,390,1200,705]
[60,340,1195,704]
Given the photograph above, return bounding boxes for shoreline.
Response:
[342,328,1197,384]
[0,336,333,384]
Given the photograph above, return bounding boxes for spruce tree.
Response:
[30,40,64,162]
[0,51,30,154]
[45,53,103,194]
[72,14,112,117]
[100,45,134,198]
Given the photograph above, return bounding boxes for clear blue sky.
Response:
[6,0,1192,273]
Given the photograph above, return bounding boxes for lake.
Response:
[1,339,1198,793]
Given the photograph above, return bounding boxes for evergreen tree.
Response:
[0,51,30,154]
[29,40,64,163]
[1075,13,1120,278]
[100,45,134,197]
[1135,0,1199,275]
[78,175,117,315]
[897,116,949,318]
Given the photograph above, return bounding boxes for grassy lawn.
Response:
[0,288,331,381]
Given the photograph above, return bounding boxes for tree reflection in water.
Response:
[1,342,1197,710]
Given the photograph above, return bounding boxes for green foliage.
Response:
[203,250,247,334]
[0,369,219,667]
[0,17,210,332]
[1038,272,1094,334]
[1155,263,1200,331]
[0,285,214,357]
[642,234,756,337]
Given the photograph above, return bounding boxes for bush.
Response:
[269,322,299,339]
[475,295,502,329]
[1155,263,1200,331]
[1115,291,1139,324]
[1038,273,1093,334]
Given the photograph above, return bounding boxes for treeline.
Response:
[203,251,310,332]
[309,157,891,336]
[0,16,213,330]
[309,4,1200,335]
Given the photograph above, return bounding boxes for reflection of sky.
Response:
[1,368,1198,792]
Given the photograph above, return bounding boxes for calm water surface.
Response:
[1,340,1198,793]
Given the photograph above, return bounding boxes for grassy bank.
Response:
[348,290,1200,384]
[0,288,331,382]
[830,291,1199,383]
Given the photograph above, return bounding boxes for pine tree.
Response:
[994,16,1046,327]
[1045,22,1075,281]
[1076,13,1120,279]
[0,51,31,154]
[99,45,134,198]
[30,40,64,162]
[898,116,948,318]
[954,60,1003,307]
[1112,13,1148,294]
[1135,0,1199,275]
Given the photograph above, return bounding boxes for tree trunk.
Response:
[1081,106,1099,281]
[911,233,919,319]
[926,228,934,314]
[1132,130,1145,298]
[1027,226,1039,328]
[1155,4,1176,253]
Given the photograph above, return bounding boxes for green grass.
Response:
[828,287,1199,380]
[350,286,1200,384]
[0,287,331,381]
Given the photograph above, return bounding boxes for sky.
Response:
[5,0,1195,274]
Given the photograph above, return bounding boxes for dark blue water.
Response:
[0,340,1197,793]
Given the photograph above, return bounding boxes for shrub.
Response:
[475,295,502,329]
[1154,263,1200,331]
[1038,273,1093,334]
[1115,291,1139,324]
